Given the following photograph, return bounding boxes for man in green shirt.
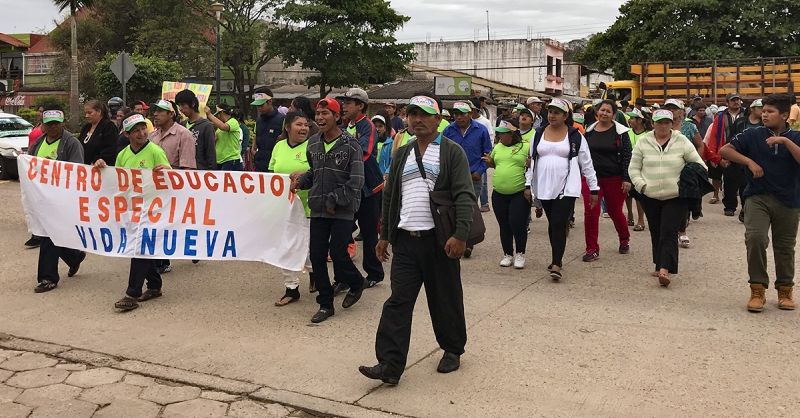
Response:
[31,106,87,293]
[205,104,243,171]
[94,113,171,312]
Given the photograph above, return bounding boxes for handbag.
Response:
[412,141,486,248]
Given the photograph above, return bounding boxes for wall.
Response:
[412,39,565,93]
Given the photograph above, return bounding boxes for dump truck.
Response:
[600,57,800,105]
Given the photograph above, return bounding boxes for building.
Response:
[0,32,65,113]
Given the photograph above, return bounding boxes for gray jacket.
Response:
[185,118,217,170]
[29,130,84,163]
[297,131,364,220]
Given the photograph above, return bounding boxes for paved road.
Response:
[1,179,799,417]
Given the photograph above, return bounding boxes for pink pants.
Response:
[582,176,631,253]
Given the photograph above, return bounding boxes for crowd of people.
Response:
[20,84,800,385]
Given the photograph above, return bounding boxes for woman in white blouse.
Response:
[525,98,599,280]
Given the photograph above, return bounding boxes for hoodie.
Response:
[185,117,217,170]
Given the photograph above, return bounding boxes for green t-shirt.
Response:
[269,139,311,217]
[398,131,413,147]
[115,141,171,169]
[490,141,530,194]
[323,139,338,153]
[346,124,357,138]
[520,129,534,144]
[437,119,449,133]
[628,129,650,147]
[36,138,60,160]
[215,118,242,164]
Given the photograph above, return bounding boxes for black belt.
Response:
[399,229,435,238]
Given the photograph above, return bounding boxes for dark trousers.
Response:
[219,160,243,171]
[309,218,364,308]
[37,237,84,284]
[356,192,384,282]
[722,163,745,211]
[126,258,162,298]
[491,190,530,254]
[540,197,577,267]
[375,230,466,378]
[641,196,688,274]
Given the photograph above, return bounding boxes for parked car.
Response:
[0,112,33,179]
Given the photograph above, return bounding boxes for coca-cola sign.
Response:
[3,96,25,106]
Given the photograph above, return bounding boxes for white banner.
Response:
[18,155,310,271]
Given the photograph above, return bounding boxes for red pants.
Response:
[581,176,631,253]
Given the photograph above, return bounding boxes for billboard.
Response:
[434,77,472,96]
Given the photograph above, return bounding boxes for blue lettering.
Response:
[184,229,198,256]
[100,228,113,252]
[75,225,87,248]
[117,228,127,254]
[141,228,157,256]
[222,231,236,258]
[88,228,98,251]
[206,230,219,257]
[163,230,177,256]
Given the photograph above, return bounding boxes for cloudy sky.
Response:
[1,0,625,43]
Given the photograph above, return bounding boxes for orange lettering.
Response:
[78,196,90,222]
[223,173,237,193]
[116,168,129,191]
[167,171,184,189]
[98,197,110,222]
[186,171,201,190]
[168,196,177,223]
[148,198,162,222]
[90,167,102,191]
[130,170,143,193]
[241,173,254,194]
[63,163,74,187]
[113,196,127,222]
[270,175,284,197]
[131,197,143,223]
[76,165,87,192]
[152,169,168,190]
[204,172,218,191]
[39,158,50,184]
[181,197,196,224]
[50,161,61,187]
[202,199,215,226]
[27,157,38,180]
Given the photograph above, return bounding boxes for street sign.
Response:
[434,76,472,96]
[109,52,137,104]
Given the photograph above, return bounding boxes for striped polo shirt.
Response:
[398,136,441,231]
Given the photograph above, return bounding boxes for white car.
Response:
[0,112,33,179]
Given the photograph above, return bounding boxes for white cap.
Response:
[526,96,543,105]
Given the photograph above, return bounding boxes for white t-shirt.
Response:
[534,134,571,200]
[398,143,440,231]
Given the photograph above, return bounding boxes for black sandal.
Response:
[115,296,139,311]
[275,288,300,307]
[547,265,562,281]
[138,289,162,302]
[34,280,57,293]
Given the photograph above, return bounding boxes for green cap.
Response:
[626,108,644,119]
[652,109,674,122]
[494,119,518,133]
[152,99,173,112]
[42,110,64,124]
[407,96,440,115]
[122,114,147,132]
[573,114,585,124]
[514,104,526,111]
[750,99,763,108]
[250,92,272,106]
[452,101,471,114]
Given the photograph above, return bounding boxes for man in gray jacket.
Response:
[291,98,366,323]
[29,106,87,293]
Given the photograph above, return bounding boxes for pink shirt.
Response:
[28,126,43,150]
[148,122,196,169]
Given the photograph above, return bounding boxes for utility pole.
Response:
[486,10,490,41]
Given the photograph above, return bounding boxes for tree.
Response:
[268,0,415,98]
[577,0,800,78]
[53,0,95,128]
[94,53,182,101]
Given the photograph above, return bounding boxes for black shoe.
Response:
[67,252,86,277]
[463,247,473,258]
[157,264,172,274]
[311,307,335,323]
[366,279,381,288]
[24,236,41,249]
[333,281,349,296]
[359,364,400,385]
[738,211,745,223]
[34,280,57,293]
[342,285,364,308]
[724,209,735,216]
[437,352,460,373]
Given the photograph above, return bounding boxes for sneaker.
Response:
[679,235,690,248]
[602,212,610,218]
[499,254,513,267]
[24,235,41,249]
[347,242,357,259]
[513,253,525,269]
[157,264,172,274]
[582,251,599,262]
[619,244,630,254]
[724,209,735,216]
[34,280,57,293]
[480,204,490,213]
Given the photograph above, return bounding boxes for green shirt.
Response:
[115,141,170,169]
[215,118,242,164]
[269,139,311,217]
[490,141,530,194]
[323,139,338,153]
[520,129,534,144]
[628,129,650,148]
[438,119,449,133]
[36,138,60,160]
[398,131,413,147]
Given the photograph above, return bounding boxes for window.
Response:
[556,58,562,78]
[547,56,554,75]
[25,55,55,75]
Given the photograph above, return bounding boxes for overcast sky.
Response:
[1,0,625,43]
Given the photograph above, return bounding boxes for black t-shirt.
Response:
[587,127,622,178]
[730,126,800,208]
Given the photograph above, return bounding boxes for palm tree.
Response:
[52,0,93,128]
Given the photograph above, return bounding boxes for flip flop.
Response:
[658,272,671,287]
[274,295,299,307]
[634,224,645,231]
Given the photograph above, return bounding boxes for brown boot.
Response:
[777,286,796,310]
[747,284,766,312]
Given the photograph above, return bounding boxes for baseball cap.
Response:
[152,99,173,112]
[441,109,451,117]
[518,107,534,117]
[663,98,683,109]
[652,109,674,122]
[494,119,519,133]
[452,101,472,114]
[338,87,369,104]
[573,113,585,124]
[371,115,386,125]
[407,96,440,115]
[383,102,396,107]
[626,108,644,119]
[526,96,543,105]
[726,93,742,101]
[514,104,527,111]
[214,103,232,115]
[749,99,763,108]
[122,113,147,132]
[42,110,64,124]
[250,92,272,106]
[547,98,572,113]
[136,100,150,110]
[316,97,341,114]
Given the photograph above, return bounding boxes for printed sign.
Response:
[161,82,213,111]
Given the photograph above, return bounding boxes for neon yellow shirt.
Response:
[115,141,170,169]
[323,139,337,153]
[269,139,310,217]
[215,118,242,164]
[490,141,530,194]
[36,138,60,160]
[520,128,534,144]
[438,119,449,133]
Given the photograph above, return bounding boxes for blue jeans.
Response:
[219,160,243,171]
[480,173,489,206]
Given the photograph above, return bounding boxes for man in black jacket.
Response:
[175,89,216,170]
[250,88,285,172]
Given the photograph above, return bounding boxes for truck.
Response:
[600,57,800,105]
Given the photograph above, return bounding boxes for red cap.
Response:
[316,98,341,114]
[137,100,150,110]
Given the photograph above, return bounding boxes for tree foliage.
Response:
[94,53,182,101]
[577,0,800,78]
[268,0,415,98]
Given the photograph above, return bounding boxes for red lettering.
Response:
[223,173,237,193]
[63,163,74,187]
[167,171,184,189]
[204,172,219,191]
[168,197,177,223]
[130,169,143,193]
[202,199,215,226]
[116,168,130,191]
[186,171,202,190]
[270,175,284,197]
[113,196,128,222]
[259,173,267,194]
[78,196,90,222]
[90,167,102,191]
[50,161,61,187]
[130,197,143,223]
[39,158,50,184]
[181,197,196,224]
[240,173,254,194]
[152,169,168,190]
[27,157,38,180]
[148,198,162,222]
[98,197,110,222]
[76,165,88,192]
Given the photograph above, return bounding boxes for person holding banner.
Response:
[175,89,217,170]
[31,106,87,293]
[271,111,313,305]
[290,98,366,324]
[250,88,285,172]
[205,104,243,171]
[94,113,171,311]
